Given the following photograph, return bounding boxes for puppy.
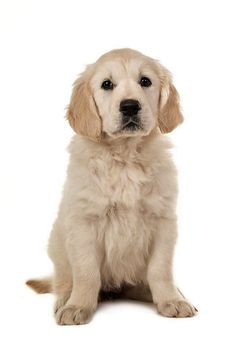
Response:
[27,48,197,324]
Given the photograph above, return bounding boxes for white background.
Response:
[0,0,235,352]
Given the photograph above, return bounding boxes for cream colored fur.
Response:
[26,49,196,324]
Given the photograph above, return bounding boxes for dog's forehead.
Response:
[94,57,157,81]
[104,58,137,76]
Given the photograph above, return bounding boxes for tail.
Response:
[26,277,52,294]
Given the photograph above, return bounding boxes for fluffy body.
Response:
[27,49,197,324]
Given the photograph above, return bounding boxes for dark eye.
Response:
[139,76,152,87]
[101,79,114,90]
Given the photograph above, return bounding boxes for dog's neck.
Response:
[100,128,160,159]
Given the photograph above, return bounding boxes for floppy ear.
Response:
[66,76,102,141]
[158,73,184,133]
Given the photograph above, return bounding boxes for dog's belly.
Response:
[99,204,154,289]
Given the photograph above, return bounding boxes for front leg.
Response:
[147,217,197,318]
[56,219,101,325]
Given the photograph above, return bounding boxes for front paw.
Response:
[55,305,94,325]
[54,293,71,314]
[157,300,198,318]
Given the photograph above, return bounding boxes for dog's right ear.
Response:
[154,61,184,134]
[158,77,184,133]
[66,75,102,141]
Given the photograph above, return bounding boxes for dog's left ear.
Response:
[66,74,102,141]
[158,70,184,133]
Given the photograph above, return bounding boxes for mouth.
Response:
[121,117,142,131]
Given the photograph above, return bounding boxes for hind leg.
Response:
[53,263,72,314]
[48,221,72,314]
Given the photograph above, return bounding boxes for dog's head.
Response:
[67,49,183,141]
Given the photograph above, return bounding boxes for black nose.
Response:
[119,99,141,116]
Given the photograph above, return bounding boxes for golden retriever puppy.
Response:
[27,48,197,324]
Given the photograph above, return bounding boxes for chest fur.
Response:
[89,155,160,287]
[89,154,155,207]
[99,203,154,288]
